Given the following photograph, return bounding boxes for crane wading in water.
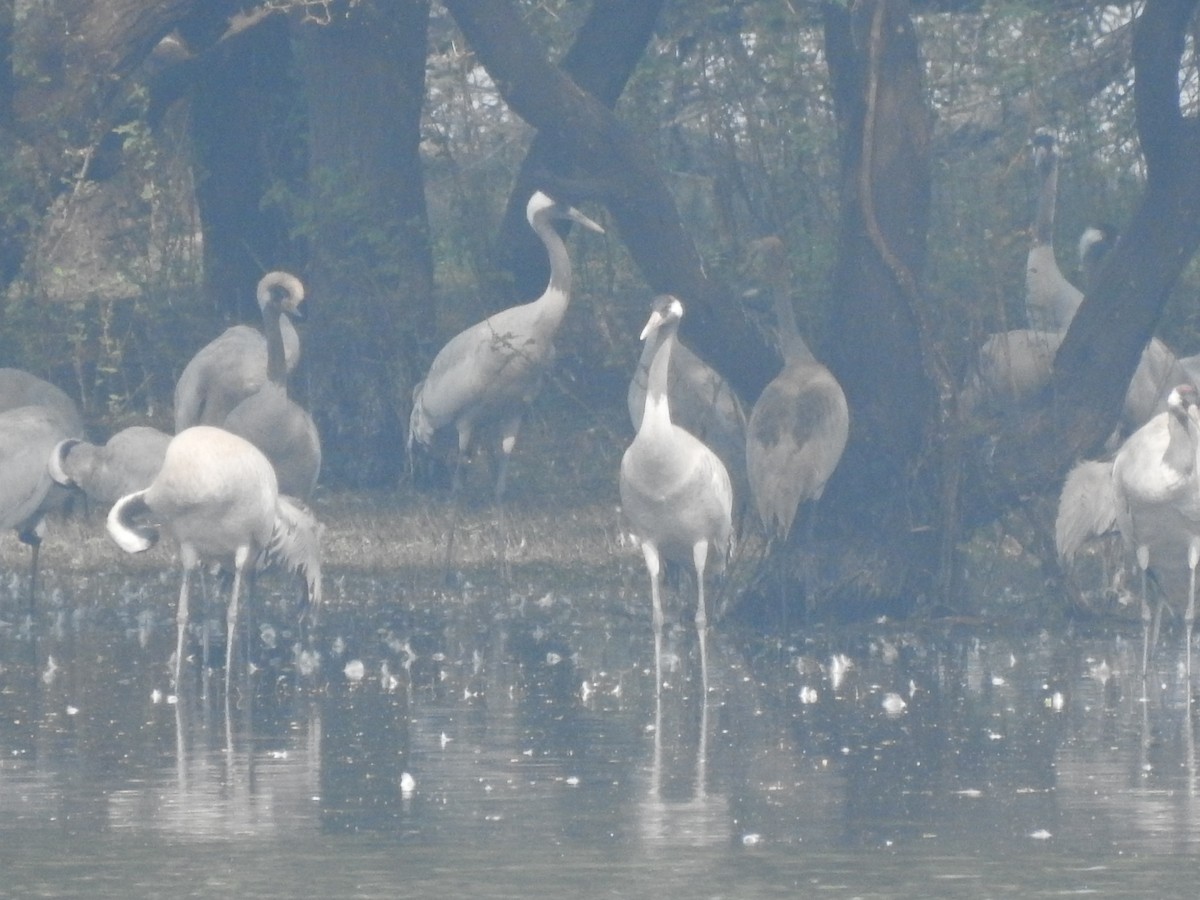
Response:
[620,295,733,694]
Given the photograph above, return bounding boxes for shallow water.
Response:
[3,566,1200,898]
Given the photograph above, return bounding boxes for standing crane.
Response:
[222,272,321,499]
[174,272,306,431]
[744,237,849,545]
[620,295,733,693]
[0,369,84,610]
[107,426,323,697]
[408,191,604,499]
[1056,385,1200,676]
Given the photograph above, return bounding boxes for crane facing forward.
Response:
[620,296,733,693]
[222,271,321,499]
[107,426,323,696]
[174,272,306,431]
[408,191,604,499]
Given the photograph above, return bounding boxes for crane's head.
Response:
[526,190,605,235]
[640,294,684,341]
[1168,383,1199,420]
[257,271,307,320]
[1031,127,1058,175]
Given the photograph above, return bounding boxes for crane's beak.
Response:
[566,206,605,235]
[639,309,665,342]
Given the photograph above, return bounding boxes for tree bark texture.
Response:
[295,0,434,486]
[443,0,778,401]
[819,0,938,607]
[496,0,665,305]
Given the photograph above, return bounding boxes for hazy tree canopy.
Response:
[1,0,1199,614]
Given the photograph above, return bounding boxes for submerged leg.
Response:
[642,541,664,693]
[1187,544,1198,684]
[225,548,250,705]
[693,539,710,696]
[1139,547,1152,678]
[175,565,193,693]
[494,413,524,502]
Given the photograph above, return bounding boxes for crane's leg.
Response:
[494,411,525,502]
[693,540,710,696]
[642,541,664,694]
[225,550,250,706]
[441,424,476,584]
[175,565,192,694]
[18,524,43,617]
[1139,546,1152,678]
[1187,543,1198,684]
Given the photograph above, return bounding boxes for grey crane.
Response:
[1056,385,1200,675]
[0,367,84,430]
[173,271,305,431]
[49,426,171,505]
[1025,129,1082,333]
[1,403,84,610]
[745,237,849,545]
[408,191,604,499]
[222,272,321,499]
[106,425,323,696]
[620,295,733,693]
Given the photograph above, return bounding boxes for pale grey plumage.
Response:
[409,191,604,497]
[0,367,84,432]
[627,333,747,511]
[106,426,323,693]
[620,295,733,692]
[222,272,321,498]
[744,237,849,542]
[174,272,304,431]
[0,370,84,609]
[1057,388,1200,675]
[49,425,171,505]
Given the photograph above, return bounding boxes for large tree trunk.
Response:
[295,0,433,486]
[443,0,777,400]
[496,0,665,305]
[188,17,305,324]
[815,0,938,610]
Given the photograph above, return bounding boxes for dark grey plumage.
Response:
[49,426,171,505]
[409,191,604,498]
[620,295,733,692]
[107,426,323,694]
[174,272,305,431]
[744,238,849,543]
[222,273,321,498]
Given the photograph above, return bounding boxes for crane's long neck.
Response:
[772,277,815,364]
[263,302,288,388]
[640,324,677,433]
[530,215,573,325]
[1034,151,1059,246]
[1165,405,1197,478]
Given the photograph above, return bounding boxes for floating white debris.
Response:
[546,652,562,666]
[954,789,983,798]
[1029,829,1052,840]
[882,693,907,716]
[41,655,58,685]
[344,659,366,681]
[331,636,346,657]
[440,732,452,748]
[829,654,853,690]
[991,675,1006,686]
[259,623,277,649]
[741,833,763,846]
[295,647,321,677]
[65,705,79,716]
[1044,691,1065,711]
[151,689,163,704]
[400,772,416,795]
[580,681,594,702]
[166,694,178,705]
[565,775,580,786]
[799,685,819,705]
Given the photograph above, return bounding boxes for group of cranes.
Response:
[1,270,323,693]
[966,129,1200,674]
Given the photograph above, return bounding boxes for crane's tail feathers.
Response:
[1055,458,1118,564]
[48,438,82,487]
[267,495,325,611]
[106,491,159,553]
